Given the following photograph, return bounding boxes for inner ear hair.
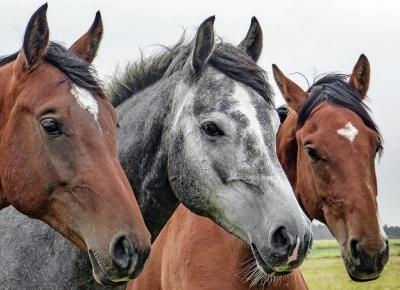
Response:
[69,11,103,64]
[22,3,49,70]
[272,64,308,113]
[191,16,216,75]
[350,54,370,100]
[238,16,263,62]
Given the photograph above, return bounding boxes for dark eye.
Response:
[305,146,321,161]
[41,118,62,136]
[201,121,224,137]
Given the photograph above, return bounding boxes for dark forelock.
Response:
[298,74,383,154]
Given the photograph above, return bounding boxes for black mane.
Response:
[298,74,383,153]
[108,36,273,107]
[0,42,103,96]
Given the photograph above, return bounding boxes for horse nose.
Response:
[110,233,151,278]
[269,226,295,259]
[350,238,388,260]
[110,234,135,270]
[349,239,389,275]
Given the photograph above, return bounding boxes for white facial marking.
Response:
[171,83,192,130]
[71,85,99,122]
[337,122,358,143]
[288,237,300,263]
[233,84,266,152]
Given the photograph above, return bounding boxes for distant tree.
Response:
[312,223,400,240]
[383,225,400,239]
[311,223,334,240]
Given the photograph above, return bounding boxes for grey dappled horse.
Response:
[0,17,312,289]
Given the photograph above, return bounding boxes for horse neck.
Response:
[277,110,322,221]
[116,76,180,242]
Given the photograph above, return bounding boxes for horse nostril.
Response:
[350,239,360,259]
[304,231,313,254]
[270,226,294,256]
[110,235,135,270]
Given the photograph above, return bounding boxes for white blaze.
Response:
[233,84,266,151]
[337,122,358,143]
[71,85,99,122]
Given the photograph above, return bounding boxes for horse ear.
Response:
[21,3,49,70]
[238,17,263,62]
[191,16,215,75]
[272,64,308,113]
[69,11,103,64]
[350,54,370,100]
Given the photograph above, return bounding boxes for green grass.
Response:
[301,240,400,290]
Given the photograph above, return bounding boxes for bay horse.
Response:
[273,58,388,281]
[131,54,389,289]
[0,16,312,289]
[0,4,151,286]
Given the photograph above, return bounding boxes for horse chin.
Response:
[344,259,380,282]
[88,250,129,286]
[341,249,381,282]
[250,244,292,277]
[347,269,380,282]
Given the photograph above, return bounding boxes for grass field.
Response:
[301,239,400,290]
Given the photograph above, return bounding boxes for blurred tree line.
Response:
[312,223,400,240]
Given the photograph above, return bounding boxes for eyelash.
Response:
[305,146,323,162]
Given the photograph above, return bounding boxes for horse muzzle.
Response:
[88,233,151,286]
[344,239,389,281]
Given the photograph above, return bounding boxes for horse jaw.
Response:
[0,197,10,210]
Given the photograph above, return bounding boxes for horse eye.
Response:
[201,121,224,137]
[305,146,322,161]
[41,118,62,136]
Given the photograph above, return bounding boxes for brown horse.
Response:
[129,204,308,290]
[0,4,150,285]
[129,55,389,288]
[273,57,388,281]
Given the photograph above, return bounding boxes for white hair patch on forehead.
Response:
[71,85,99,122]
[337,122,358,143]
[233,84,266,149]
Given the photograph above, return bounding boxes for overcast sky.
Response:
[1,0,399,225]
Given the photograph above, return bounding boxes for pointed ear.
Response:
[272,64,308,113]
[69,11,103,64]
[191,16,215,75]
[350,54,370,100]
[238,17,263,62]
[22,3,49,70]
